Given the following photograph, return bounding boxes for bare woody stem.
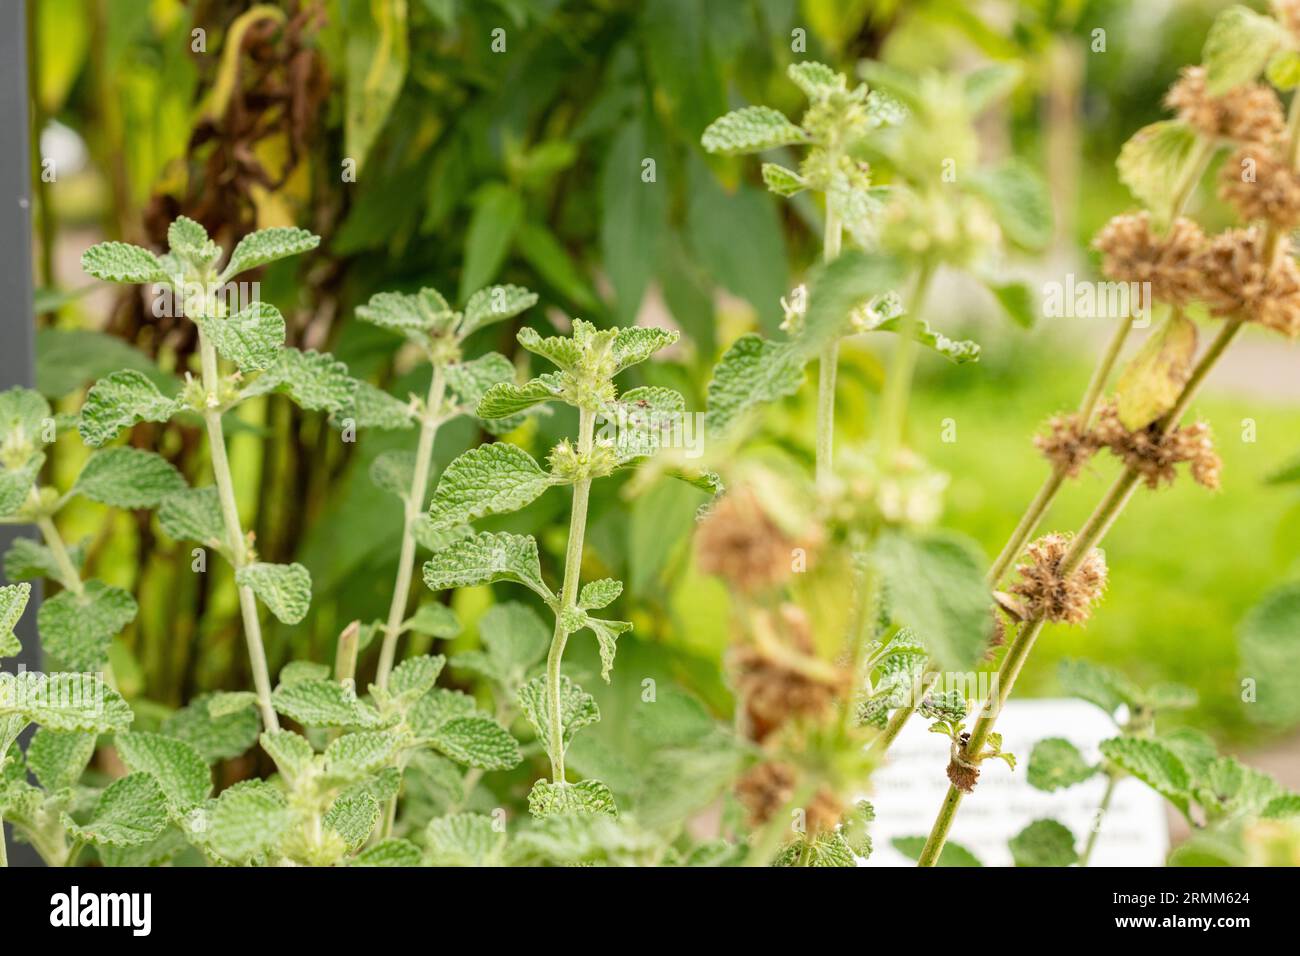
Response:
[544,406,596,782]
[815,208,843,488]
[198,334,279,732]
[375,365,447,689]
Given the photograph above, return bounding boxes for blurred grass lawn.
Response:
[906,332,1300,745]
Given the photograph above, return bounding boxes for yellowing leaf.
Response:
[1114,312,1197,430]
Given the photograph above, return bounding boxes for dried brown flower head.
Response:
[947,746,980,794]
[736,761,796,826]
[1219,146,1300,229]
[1092,403,1222,490]
[1193,228,1300,336]
[1009,533,1108,626]
[695,487,799,594]
[1093,213,1206,306]
[730,605,845,743]
[1164,66,1285,145]
[1034,411,1101,478]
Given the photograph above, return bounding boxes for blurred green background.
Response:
[21,0,1300,755]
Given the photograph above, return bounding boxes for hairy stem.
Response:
[0,816,7,868]
[872,670,939,753]
[376,366,447,689]
[815,208,843,487]
[544,407,596,782]
[878,262,935,464]
[987,470,1066,586]
[198,335,279,732]
[1079,773,1118,867]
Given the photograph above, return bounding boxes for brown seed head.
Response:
[1009,533,1108,626]
[1192,228,1300,336]
[947,756,980,793]
[1219,146,1300,229]
[1164,66,1285,145]
[695,488,799,594]
[735,761,796,826]
[1274,0,1300,42]
[1091,402,1222,490]
[1092,213,1206,307]
[1034,410,1101,478]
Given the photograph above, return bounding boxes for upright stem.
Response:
[544,407,596,782]
[376,366,447,689]
[987,470,1065,586]
[198,335,279,732]
[815,209,843,488]
[1079,774,1117,867]
[873,669,938,753]
[35,514,83,596]
[0,816,7,867]
[878,263,935,464]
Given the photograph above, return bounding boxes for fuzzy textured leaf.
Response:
[271,678,387,729]
[38,581,138,671]
[427,443,556,530]
[476,375,563,419]
[206,780,289,864]
[460,284,538,338]
[198,302,286,372]
[81,242,168,284]
[64,772,168,848]
[242,348,357,413]
[1009,818,1078,867]
[527,778,617,818]
[422,531,554,603]
[425,812,506,865]
[26,728,96,792]
[1027,737,1097,792]
[221,227,320,280]
[701,106,807,155]
[157,487,225,547]
[704,335,805,434]
[78,371,179,447]
[356,288,455,334]
[428,715,521,770]
[235,562,312,625]
[73,447,185,509]
[115,731,212,813]
[1100,736,1191,813]
[517,675,598,757]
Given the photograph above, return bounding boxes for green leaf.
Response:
[787,60,845,100]
[1100,736,1191,814]
[369,450,417,500]
[64,772,167,848]
[73,447,185,509]
[220,227,320,280]
[235,562,312,625]
[157,487,225,548]
[1027,737,1097,792]
[198,301,286,372]
[1009,818,1078,867]
[476,375,563,419]
[206,779,290,864]
[325,730,402,778]
[0,456,42,518]
[343,0,408,172]
[1058,658,1140,718]
[1267,49,1300,91]
[280,661,331,684]
[26,728,96,791]
[0,386,52,451]
[761,162,806,197]
[161,692,260,762]
[1203,4,1284,94]
[701,106,807,155]
[115,731,212,813]
[527,778,617,818]
[444,352,516,415]
[966,160,1052,251]
[341,379,417,431]
[963,62,1023,113]
[1262,793,1300,819]
[408,688,477,739]
[517,675,598,758]
[0,672,133,732]
[81,241,168,284]
[36,327,178,399]
[0,583,31,659]
[207,691,257,718]
[460,184,525,303]
[352,838,422,866]
[1238,581,1300,726]
[242,348,357,413]
[890,835,983,866]
[561,610,631,682]
[873,530,990,671]
[271,678,387,729]
[579,578,623,610]
[356,288,456,334]
[1116,120,1201,223]
[404,603,460,639]
[451,601,548,683]
[794,249,905,359]
[613,326,679,373]
[602,118,670,322]
[460,284,538,338]
[517,327,584,371]
[38,581,138,671]
[425,812,506,865]
[428,715,521,770]
[324,788,381,849]
[857,309,981,364]
[259,729,315,781]
[985,279,1038,330]
[3,539,83,585]
[422,531,554,603]
[78,370,179,447]
[385,654,447,703]
[1114,311,1197,430]
[427,443,556,530]
[704,335,805,434]
[167,216,219,270]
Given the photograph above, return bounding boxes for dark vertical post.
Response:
[0,0,44,867]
